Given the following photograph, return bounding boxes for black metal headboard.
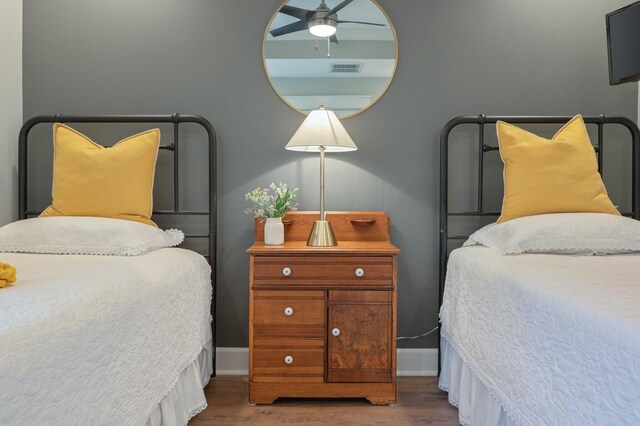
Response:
[438,114,640,372]
[18,113,218,376]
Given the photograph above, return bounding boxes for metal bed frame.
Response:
[18,113,218,377]
[438,114,640,373]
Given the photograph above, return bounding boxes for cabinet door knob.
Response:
[284,307,294,316]
[332,328,341,337]
[282,267,292,277]
[355,268,365,277]
[284,355,294,365]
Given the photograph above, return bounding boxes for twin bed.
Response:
[438,115,640,425]
[1,114,216,426]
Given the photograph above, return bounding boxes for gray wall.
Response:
[23,0,638,348]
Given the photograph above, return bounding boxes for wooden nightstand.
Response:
[246,211,400,405]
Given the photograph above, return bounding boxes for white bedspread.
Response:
[0,248,212,425]
[440,246,640,425]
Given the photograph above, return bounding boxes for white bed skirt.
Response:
[145,340,213,426]
[439,336,517,426]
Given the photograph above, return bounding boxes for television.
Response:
[606,0,640,85]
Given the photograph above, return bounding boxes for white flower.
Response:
[244,182,299,218]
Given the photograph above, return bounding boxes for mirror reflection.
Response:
[264,0,397,118]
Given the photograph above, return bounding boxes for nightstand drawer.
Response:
[253,338,324,382]
[253,256,393,286]
[253,290,325,337]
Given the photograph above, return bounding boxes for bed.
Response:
[0,114,217,426]
[438,115,640,425]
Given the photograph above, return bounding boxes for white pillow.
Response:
[463,213,640,255]
[0,217,184,256]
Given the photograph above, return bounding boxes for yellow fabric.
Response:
[496,115,619,223]
[41,124,160,226]
[0,262,17,288]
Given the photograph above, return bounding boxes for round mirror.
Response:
[263,0,398,119]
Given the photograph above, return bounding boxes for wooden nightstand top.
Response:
[247,240,400,255]
[247,211,400,255]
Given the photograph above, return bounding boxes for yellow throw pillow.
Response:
[496,115,619,223]
[41,123,160,226]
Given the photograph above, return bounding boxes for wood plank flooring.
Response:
[190,376,460,425]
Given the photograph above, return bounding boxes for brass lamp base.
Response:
[307,220,337,247]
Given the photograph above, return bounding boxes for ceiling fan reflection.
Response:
[269,0,385,45]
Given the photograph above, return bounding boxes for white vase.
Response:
[264,217,284,245]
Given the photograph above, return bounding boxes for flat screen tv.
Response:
[606,0,640,85]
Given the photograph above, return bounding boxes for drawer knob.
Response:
[284,307,294,316]
[282,267,292,277]
[332,328,341,337]
[355,268,365,277]
[284,355,294,365]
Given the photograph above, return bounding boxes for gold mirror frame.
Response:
[262,0,398,119]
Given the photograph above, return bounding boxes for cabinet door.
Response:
[327,290,393,383]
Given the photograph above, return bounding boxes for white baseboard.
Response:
[216,347,438,377]
[216,347,250,375]
[396,348,439,376]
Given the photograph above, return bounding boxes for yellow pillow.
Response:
[496,115,619,223]
[41,123,160,226]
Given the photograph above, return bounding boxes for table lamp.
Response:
[285,106,357,246]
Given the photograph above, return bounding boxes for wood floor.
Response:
[190,376,460,425]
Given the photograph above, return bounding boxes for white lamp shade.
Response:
[285,107,357,153]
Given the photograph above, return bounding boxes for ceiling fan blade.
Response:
[269,20,309,37]
[337,20,385,26]
[279,5,312,21]
[327,0,354,15]
[330,34,339,44]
